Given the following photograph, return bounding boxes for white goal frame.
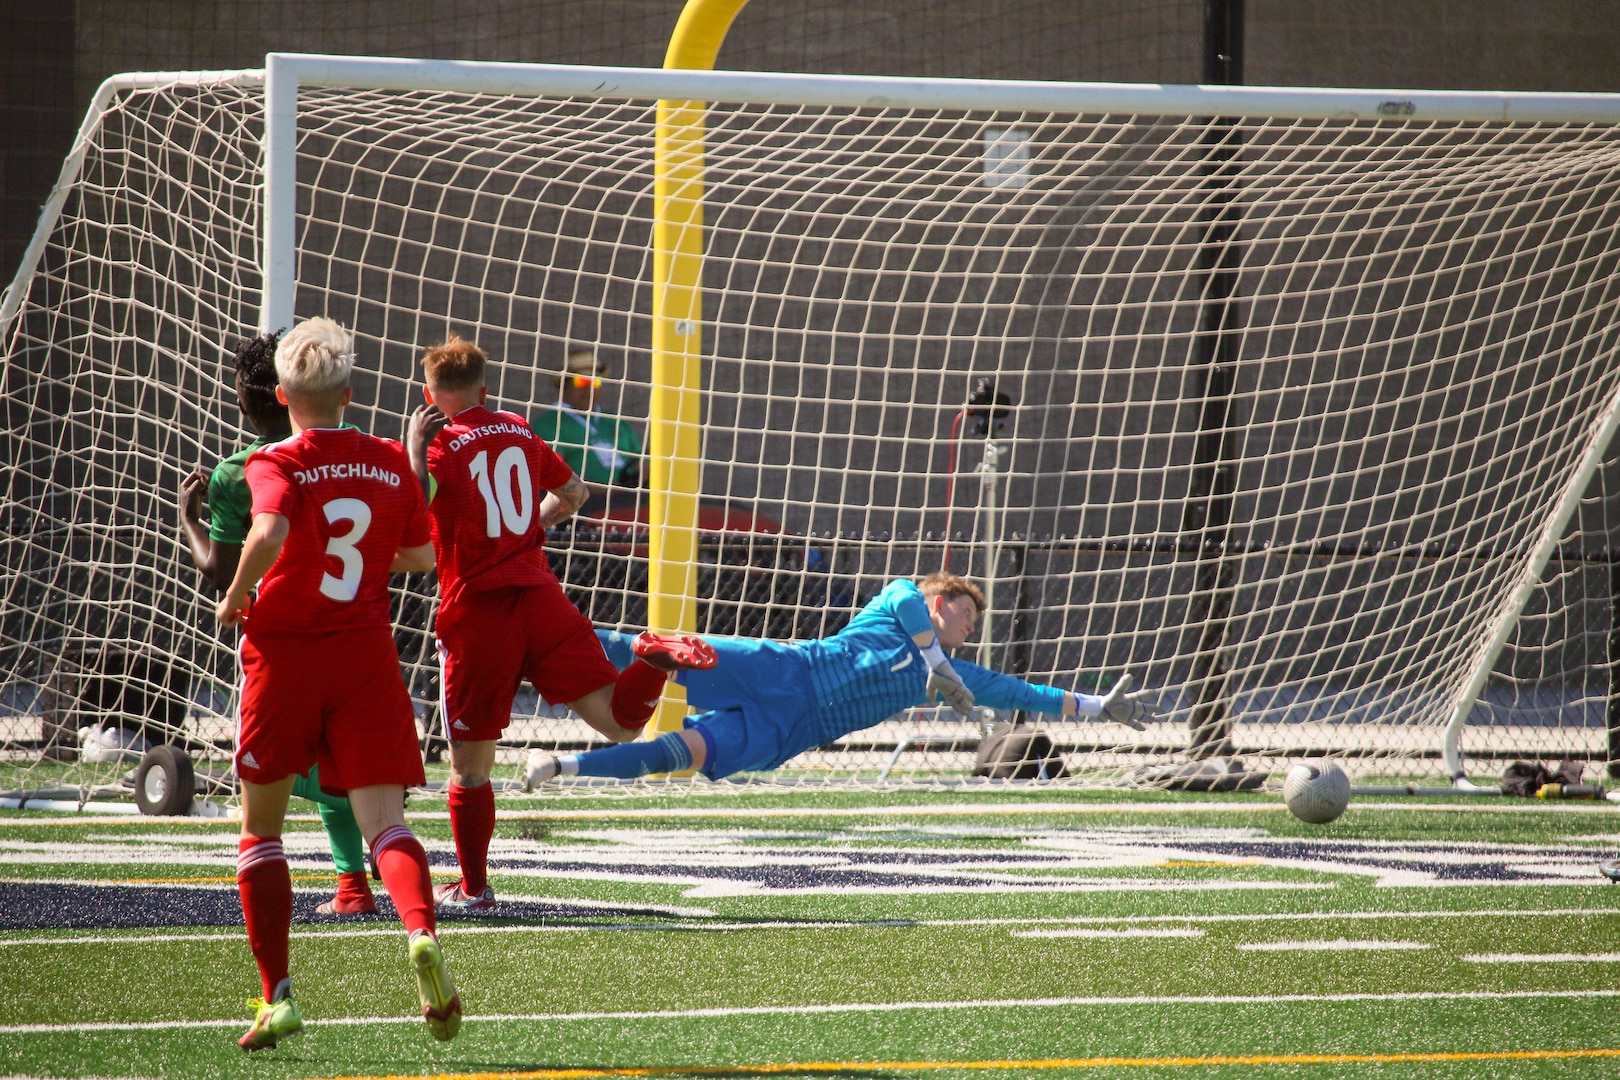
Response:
[261,54,1620,783]
[5,56,1620,798]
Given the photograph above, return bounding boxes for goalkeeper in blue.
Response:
[524,571,1162,786]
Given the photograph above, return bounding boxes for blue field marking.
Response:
[6,821,1617,915]
[0,882,697,932]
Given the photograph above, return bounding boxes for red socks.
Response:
[241,827,435,999]
[331,871,376,913]
[446,782,495,895]
[610,659,669,729]
[237,836,292,1001]
[371,825,436,937]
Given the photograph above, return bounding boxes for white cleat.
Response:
[524,749,558,791]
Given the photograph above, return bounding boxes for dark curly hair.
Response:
[232,331,286,426]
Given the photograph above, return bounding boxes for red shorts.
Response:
[435,583,617,741]
[236,625,425,793]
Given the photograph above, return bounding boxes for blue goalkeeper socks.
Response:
[571,730,693,779]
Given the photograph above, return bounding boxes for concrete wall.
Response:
[1,0,77,292]
[1249,0,1620,93]
[9,1,1620,311]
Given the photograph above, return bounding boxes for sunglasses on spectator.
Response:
[570,375,602,390]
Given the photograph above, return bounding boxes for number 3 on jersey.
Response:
[468,446,534,538]
[321,497,372,602]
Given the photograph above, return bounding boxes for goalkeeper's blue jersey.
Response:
[679,578,1069,753]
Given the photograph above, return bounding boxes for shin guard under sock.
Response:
[446,782,495,894]
[371,825,436,936]
[609,659,669,729]
[237,836,292,1001]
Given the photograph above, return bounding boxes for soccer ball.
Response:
[1282,761,1351,824]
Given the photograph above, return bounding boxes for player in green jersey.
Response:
[179,331,377,915]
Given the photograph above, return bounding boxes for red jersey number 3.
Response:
[320,497,373,602]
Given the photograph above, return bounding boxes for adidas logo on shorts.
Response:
[241,751,260,770]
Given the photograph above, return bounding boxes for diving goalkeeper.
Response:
[525,571,1162,785]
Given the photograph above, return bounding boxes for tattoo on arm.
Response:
[540,474,589,528]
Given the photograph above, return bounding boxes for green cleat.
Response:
[238,996,302,1051]
[409,929,462,1042]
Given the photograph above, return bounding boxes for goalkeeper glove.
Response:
[919,636,975,716]
[1072,672,1161,731]
[926,667,975,716]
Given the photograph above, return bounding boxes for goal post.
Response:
[1443,374,1620,783]
[5,55,1620,805]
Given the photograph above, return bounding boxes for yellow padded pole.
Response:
[646,0,751,735]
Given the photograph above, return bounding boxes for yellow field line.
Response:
[314,1046,1620,1080]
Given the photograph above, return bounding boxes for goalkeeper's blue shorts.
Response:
[595,629,636,672]
[679,636,820,779]
[597,630,821,778]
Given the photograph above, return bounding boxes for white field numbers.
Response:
[319,497,372,602]
[467,446,534,538]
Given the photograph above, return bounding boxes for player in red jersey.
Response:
[217,318,460,1050]
[405,336,714,911]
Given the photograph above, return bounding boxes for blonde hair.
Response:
[421,334,486,391]
[275,317,354,394]
[918,571,986,616]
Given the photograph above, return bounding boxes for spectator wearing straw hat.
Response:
[530,347,643,509]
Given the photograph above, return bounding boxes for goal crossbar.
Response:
[264,53,1620,122]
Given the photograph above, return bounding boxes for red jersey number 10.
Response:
[468,447,534,538]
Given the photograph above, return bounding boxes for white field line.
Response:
[17,825,1613,859]
[1013,927,1206,939]
[3,906,1618,949]
[675,879,1337,898]
[6,987,1620,1036]
[1237,939,1431,952]
[1465,952,1620,963]
[10,799,1620,827]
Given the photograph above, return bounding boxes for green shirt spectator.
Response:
[531,346,644,492]
[531,404,643,486]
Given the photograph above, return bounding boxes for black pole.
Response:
[1202,0,1244,84]
[1180,0,1246,758]
[1009,542,1032,678]
[1008,542,1034,728]
[1609,555,1620,778]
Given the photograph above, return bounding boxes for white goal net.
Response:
[4,58,1620,803]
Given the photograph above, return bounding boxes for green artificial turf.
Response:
[5,789,1620,1078]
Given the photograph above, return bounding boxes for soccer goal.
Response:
[4,56,1620,806]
